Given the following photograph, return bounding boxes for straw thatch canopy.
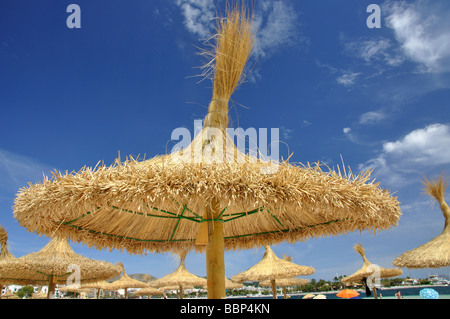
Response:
[0,225,16,299]
[2,289,19,299]
[32,287,48,299]
[259,277,309,287]
[133,286,164,297]
[108,263,148,298]
[342,244,402,299]
[231,246,314,299]
[11,6,401,299]
[81,280,114,299]
[149,251,206,299]
[231,246,314,282]
[0,237,122,298]
[225,277,243,289]
[342,244,402,283]
[393,174,450,268]
[58,284,92,299]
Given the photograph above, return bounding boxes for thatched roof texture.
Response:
[259,277,309,288]
[342,244,402,283]
[393,174,450,268]
[0,225,15,299]
[108,263,148,298]
[231,246,314,299]
[231,246,314,282]
[0,237,122,298]
[149,251,206,299]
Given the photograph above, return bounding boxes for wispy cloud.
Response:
[252,0,302,60]
[342,36,404,67]
[0,149,55,195]
[359,111,387,125]
[336,71,361,87]
[175,0,215,38]
[174,0,304,63]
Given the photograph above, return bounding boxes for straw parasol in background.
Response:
[133,286,165,299]
[149,250,206,299]
[0,225,15,299]
[231,246,314,299]
[108,263,148,299]
[341,244,402,299]
[0,237,122,298]
[258,254,309,299]
[12,5,401,299]
[81,279,114,299]
[58,284,92,298]
[225,277,243,290]
[259,278,308,299]
[393,173,450,269]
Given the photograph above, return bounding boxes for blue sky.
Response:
[1,0,450,282]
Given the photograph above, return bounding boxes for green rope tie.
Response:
[58,203,349,243]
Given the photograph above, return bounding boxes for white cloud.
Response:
[359,111,386,125]
[252,1,300,59]
[175,0,302,61]
[336,71,361,87]
[175,0,215,38]
[383,123,450,165]
[343,127,352,134]
[359,123,450,187]
[384,0,450,73]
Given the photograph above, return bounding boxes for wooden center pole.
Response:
[206,198,226,299]
[271,279,277,299]
[47,276,56,299]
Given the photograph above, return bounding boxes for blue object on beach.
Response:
[419,288,439,299]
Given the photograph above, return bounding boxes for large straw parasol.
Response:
[0,237,122,298]
[108,263,149,299]
[12,5,401,299]
[149,250,207,299]
[393,174,450,268]
[341,244,402,299]
[231,246,314,299]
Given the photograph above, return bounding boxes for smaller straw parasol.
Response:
[149,250,207,299]
[259,277,309,299]
[0,225,15,299]
[225,277,243,290]
[0,237,122,298]
[81,280,115,299]
[108,263,149,299]
[231,246,315,299]
[2,289,19,299]
[393,173,450,268]
[341,244,402,299]
[133,286,164,299]
[258,254,309,299]
[32,287,48,299]
[58,284,92,298]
